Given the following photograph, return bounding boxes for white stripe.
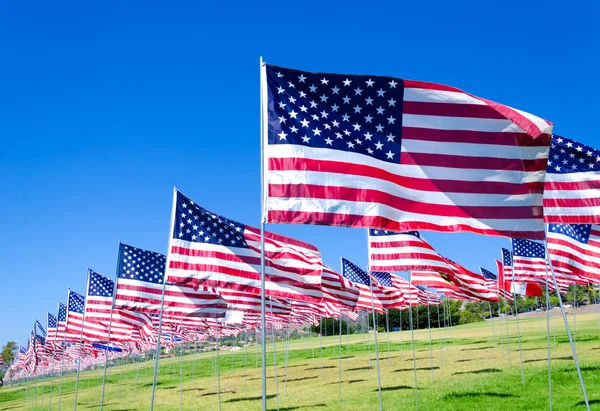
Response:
[403,88,486,105]
[403,114,524,133]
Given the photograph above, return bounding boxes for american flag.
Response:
[501,248,514,281]
[46,312,57,342]
[167,190,323,302]
[264,64,552,240]
[340,258,384,312]
[65,290,85,342]
[321,265,361,308]
[215,288,293,316]
[367,229,450,273]
[56,302,67,341]
[544,135,600,224]
[0,354,3,367]
[547,224,598,283]
[480,267,498,291]
[115,243,227,318]
[369,271,407,308]
[441,258,497,301]
[495,259,515,301]
[411,271,475,300]
[414,285,441,305]
[511,238,546,284]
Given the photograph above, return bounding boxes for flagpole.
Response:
[259,55,268,411]
[544,241,590,411]
[100,242,121,411]
[426,298,434,382]
[150,186,178,411]
[338,304,343,401]
[573,284,577,348]
[436,304,443,367]
[58,297,68,411]
[512,292,525,386]
[488,302,497,346]
[367,269,383,411]
[268,300,280,411]
[408,274,418,410]
[543,258,553,410]
[385,310,391,366]
[497,300,505,356]
[74,274,90,411]
[179,317,184,411]
[216,321,222,411]
[319,316,323,377]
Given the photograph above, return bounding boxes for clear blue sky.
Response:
[1,0,598,348]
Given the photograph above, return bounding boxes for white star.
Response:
[554,165,561,171]
[278,115,287,124]
[288,81,295,88]
[278,131,287,140]
[301,135,311,143]
[353,123,361,131]
[298,74,306,83]
[387,115,396,124]
[277,86,285,94]
[320,94,329,102]
[576,146,583,152]
[365,97,374,105]
[276,72,283,77]
[353,104,362,113]
[375,141,383,150]
[376,106,385,115]
[377,88,386,97]
[364,114,373,123]
[342,96,351,104]
[321,77,329,85]
[347,141,355,149]
[324,137,333,145]
[387,133,395,142]
[366,147,374,154]
[300,119,309,127]
[331,86,340,94]
[355,138,362,145]
[289,110,298,119]
[321,110,329,118]
[309,85,317,93]
[313,127,322,136]
[331,104,340,112]
[389,80,398,88]
[343,78,352,86]
[332,120,340,127]
[300,105,308,113]
[342,114,350,122]
[364,131,373,140]
[375,124,384,132]
[388,98,397,107]
[354,87,363,95]
[365,79,375,87]
[290,125,298,133]
[587,150,594,157]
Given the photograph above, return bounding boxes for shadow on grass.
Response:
[443,392,518,400]
[406,357,429,361]
[329,356,355,360]
[576,399,600,407]
[461,340,488,345]
[346,366,372,371]
[249,376,275,381]
[456,359,480,363]
[202,390,236,397]
[378,385,413,392]
[524,356,572,363]
[460,346,494,351]
[562,366,600,373]
[181,387,205,392]
[452,368,502,376]
[159,385,178,390]
[226,394,276,403]
[517,348,544,351]
[394,367,440,372]
[287,376,318,382]
[347,379,366,384]
[269,404,327,410]
[305,366,336,371]
[285,364,309,368]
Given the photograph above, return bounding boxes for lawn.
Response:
[1,312,599,410]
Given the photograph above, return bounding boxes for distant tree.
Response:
[1,341,17,367]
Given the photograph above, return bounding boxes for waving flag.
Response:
[264,64,552,240]
[46,313,58,342]
[547,224,598,283]
[441,258,497,301]
[54,302,67,342]
[414,285,441,305]
[341,258,384,312]
[166,190,323,302]
[495,260,515,301]
[544,136,600,224]
[115,243,227,318]
[65,290,85,342]
[368,229,449,273]
[369,271,406,308]
[480,267,498,291]
[321,265,361,308]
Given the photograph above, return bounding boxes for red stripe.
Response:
[403,101,506,119]
[369,239,436,250]
[477,98,550,138]
[269,183,542,219]
[269,157,544,195]
[403,127,550,147]
[544,215,600,224]
[543,197,600,208]
[244,226,319,252]
[400,151,547,172]
[544,179,600,191]
[404,80,464,92]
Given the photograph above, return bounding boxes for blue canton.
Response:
[173,191,249,248]
[341,258,371,286]
[88,269,114,297]
[369,229,420,238]
[480,267,497,281]
[35,320,46,337]
[512,238,545,259]
[549,223,592,244]
[57,302,67,322]
[370,271,393,287]
[547,135,600,174]
[267,65,404,163]
[118,243,166,285]
[501,248,513,267]
[68,291,85,314]
[47,313,57,329]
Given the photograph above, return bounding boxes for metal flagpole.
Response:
[442,299,448,356]
[426,298,434,382]
[150,186,178,411]
[497,300,505,356]
[284,325,289,395]
[399,308,403,352]
[436,304,443,367]
[408,275,418,410]
[573,285,577,347]
[385,310,391,366]
[259,55,268,411]
[74,274,90,411]
[179,317,184,411]
[319,316,323,377]
[544,241,590,411]
[100,242,120,410]
[58,297,68,411]
[367,270,383,411]
[244,331,248,390]
[488,302,497,346]
[216,322,222,411]
[268,300,280,411]
[512,292,525,387]
[543,258,553,410]
[338,305,343,401]
[504,302,511,366]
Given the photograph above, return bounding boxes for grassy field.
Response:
[2,312,600,410]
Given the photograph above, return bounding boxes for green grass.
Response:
[2,313,600,410]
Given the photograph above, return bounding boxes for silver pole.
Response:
[268,300,280,411]
[179,319,184,411]
[74,277,90,411]
[513,292,525,386]
[284,325,289,395]
[367,271,383,411]
[338,305,343,401]
[497,300,505,356]
[544,259,553,410]
[319,316,323,377]
[385,310,391,366]
[436,304,443,367]
[573,285,577,347]
[426,299,434,382]
[259,55,268,411]
[504,302,511,366]
[408,277,418,410]
[100,243,120,411]
[244,331,248,390]
[399,309,403,352]
[488,302,497,345]
[150,186,178,411]
[216,322,222,411]
[544,242,589,411]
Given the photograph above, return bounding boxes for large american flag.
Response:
[65,290,85,342]
[321,265,361,308]
[264,64,552,239]
[167,190,323,302]
[544,135,600,224]
[340,258,384,312]
[511,238,547,284]
[547,224,598,283]
[115,243,227,318]
[367,229,449,273]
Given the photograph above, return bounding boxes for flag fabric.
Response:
[441,258,497,301]
[166,190,323,302]
[340,258,384,312]
[367,229,449,273]
[547,223,600,283]
[46,313,58,342]
[512,238,571,292]
[411,270,477,300]
[414,285,441,305]
[480,267,499,292]
[115,243,227,318]
[0,354,3,367]
[494,260,515,301]
[264,64,552,240]
[65,290,85,342]
[501,248,514,281]
[320,265,361,308]
[369,271,407,308]
[544,135,600,224]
